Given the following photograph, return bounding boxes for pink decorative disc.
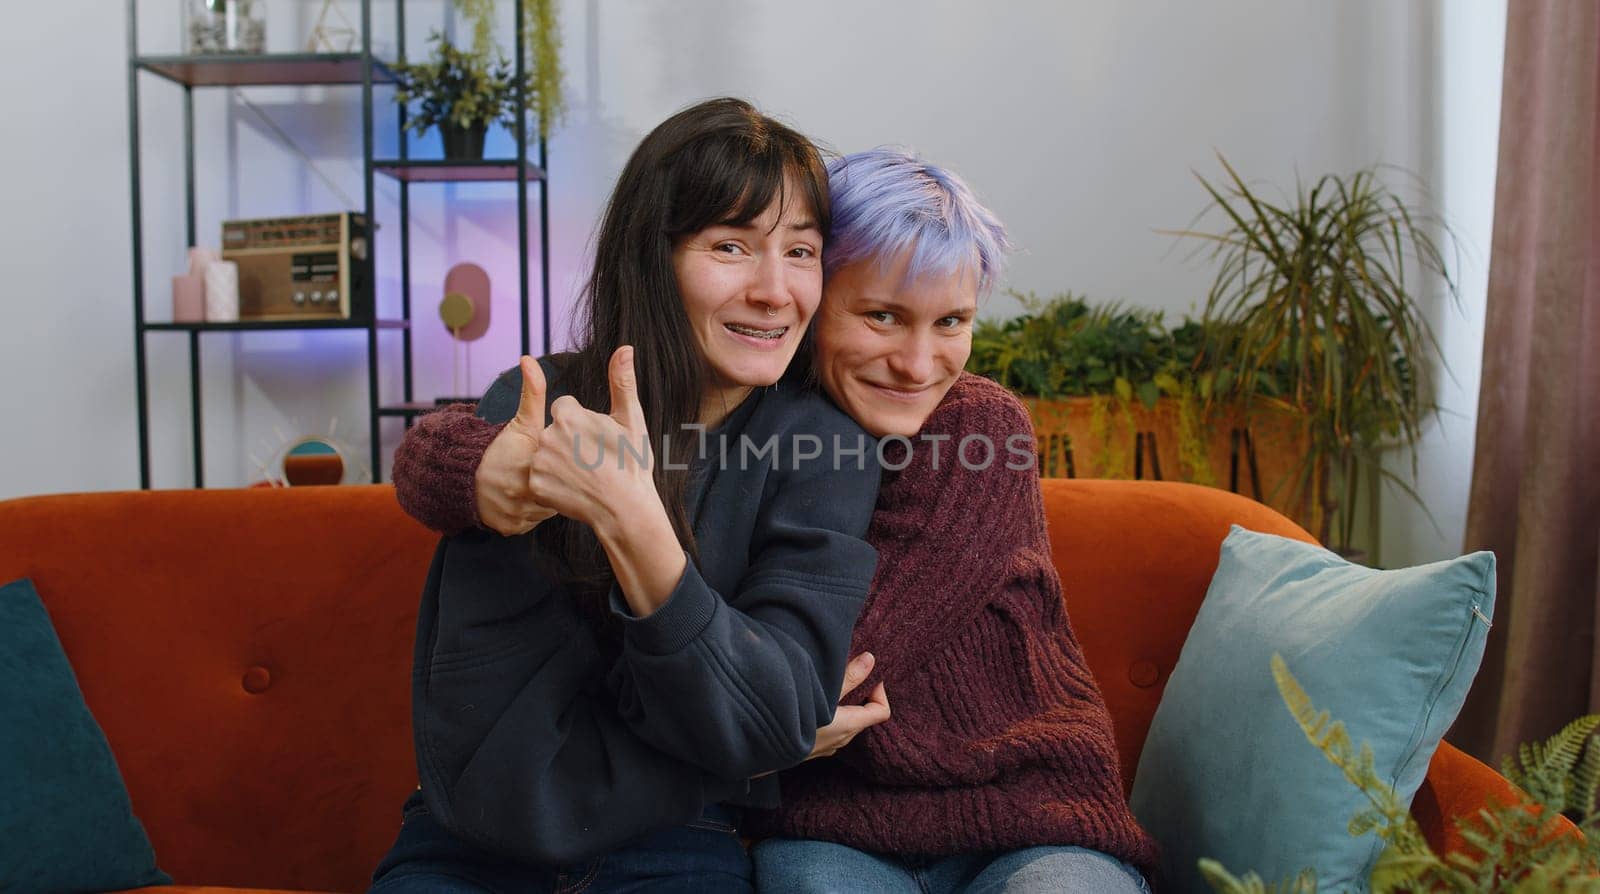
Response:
[442,262,491,341]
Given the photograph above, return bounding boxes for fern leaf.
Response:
[1572,724,1600,819]
[1198,859,1272,894]
[1508,850,1589,893]
[1349,807,1383,838]
[1282,868,1318,894]
[1369,850,1444,893]
[1509,715,1600,810]
[1545,715,1594,775]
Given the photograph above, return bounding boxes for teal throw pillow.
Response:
[1128,527,1495,893]
[0,578,170,892]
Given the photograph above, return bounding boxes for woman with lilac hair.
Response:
[392,147,1157,892]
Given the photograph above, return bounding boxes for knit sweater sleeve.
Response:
[390,404,504,536]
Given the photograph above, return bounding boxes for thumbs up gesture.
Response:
[474,356,559,536]
[529,346,659,530]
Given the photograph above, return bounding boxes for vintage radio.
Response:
[221,212,371,321]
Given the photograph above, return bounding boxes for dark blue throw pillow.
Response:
[0,578,170,892]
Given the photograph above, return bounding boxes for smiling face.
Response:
[814,252,979,438]
[672,184,825,422]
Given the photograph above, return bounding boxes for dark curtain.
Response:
[1449,0,1600,763]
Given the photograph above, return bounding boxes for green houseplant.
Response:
[966,292,1310,524]
[1172,156,1461,554]
[1202,655,1598,893]
[391,0,566,159]
[968,290,1205,406]
[449,0,566,139]
[392,34,524,159]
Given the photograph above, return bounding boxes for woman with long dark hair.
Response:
[368,98,884,893]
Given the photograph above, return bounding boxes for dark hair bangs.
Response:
[665,128,832,240]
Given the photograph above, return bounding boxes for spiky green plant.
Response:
[1201,656,1599,894]
[1169,156,1461,553]
[447,0,566,139]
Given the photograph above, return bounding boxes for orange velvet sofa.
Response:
[0,480,1540,893]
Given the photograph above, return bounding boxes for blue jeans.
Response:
[369,790,752,893]
[752,838,1150,894]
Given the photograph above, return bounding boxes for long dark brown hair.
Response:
[536,97,832,624]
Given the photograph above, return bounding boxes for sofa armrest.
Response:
[1411,740,1582,855]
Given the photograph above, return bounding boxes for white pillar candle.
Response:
[204,260,240,322]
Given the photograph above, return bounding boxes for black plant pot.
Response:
[440,123,488,160]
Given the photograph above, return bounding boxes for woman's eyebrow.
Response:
[860,299,975,318]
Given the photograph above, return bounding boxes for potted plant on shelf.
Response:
[391,33,527,160]
[447,0,567,141]
[966,292,1313,530]
[391,0,565,160]
[1172,155,1460,556]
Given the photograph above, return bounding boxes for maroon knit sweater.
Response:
[389,375,1157,872]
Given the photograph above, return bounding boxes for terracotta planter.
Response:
[1023,396,1319,533]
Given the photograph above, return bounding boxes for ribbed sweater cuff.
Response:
[392,405,505,536]
[608,555,717,656]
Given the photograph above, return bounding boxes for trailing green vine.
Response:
[1086,395,1114,477]
[521,0,566,138]
[446,0,566,139]
[1174,381,1216,486]
[454,0,495,58]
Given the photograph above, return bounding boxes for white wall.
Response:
[1375,0,1505,567]
[0,1,1499,565]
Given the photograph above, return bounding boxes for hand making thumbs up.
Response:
[607,345,651,455]
[531,346,660,531]
[473,356,559,536]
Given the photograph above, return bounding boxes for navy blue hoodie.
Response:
[412,358,882,864]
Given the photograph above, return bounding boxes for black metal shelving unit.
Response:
[127,0,550,488]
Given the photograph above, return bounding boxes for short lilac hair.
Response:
[824,148,1012,295]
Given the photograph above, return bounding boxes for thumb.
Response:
[509,356,546,436]
[609,346,647,435]
[839,652,875,701]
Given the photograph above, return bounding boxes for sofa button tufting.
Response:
[242,666,272,694]
[1128,660,1160,689]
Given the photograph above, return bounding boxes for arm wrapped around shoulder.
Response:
[391,403,504,536]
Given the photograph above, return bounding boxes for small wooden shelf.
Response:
[142,318,409,332]
[136,53,395,87]
[373,159,547,182]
